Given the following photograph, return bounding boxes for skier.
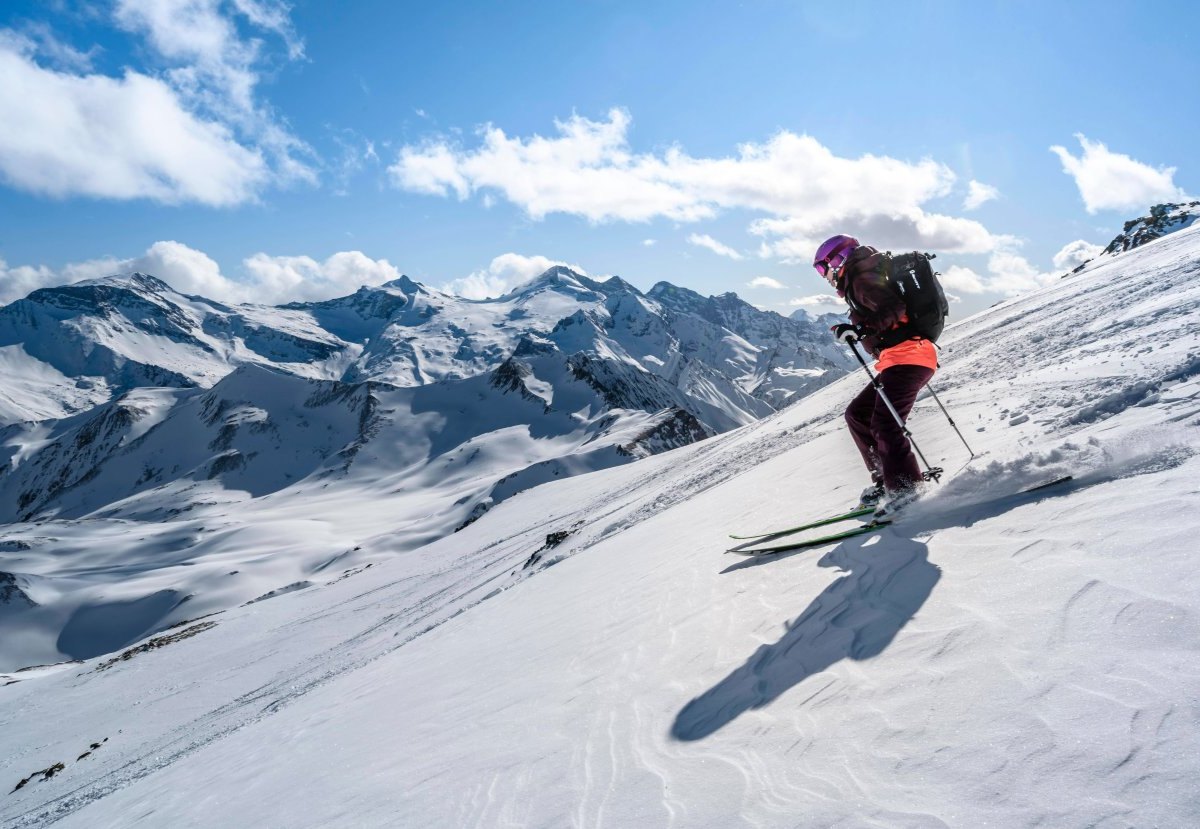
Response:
[812,234,939,513]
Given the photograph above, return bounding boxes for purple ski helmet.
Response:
[813,235,859,285]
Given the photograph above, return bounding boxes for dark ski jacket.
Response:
[838,245,908,357]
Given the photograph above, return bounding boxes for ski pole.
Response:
[924,382,976,459]
[846,338,942,483]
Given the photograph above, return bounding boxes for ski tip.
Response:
[1022,474,1073,494]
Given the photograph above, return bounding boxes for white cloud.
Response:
[0,242,404,306]
[389,110,1005,258]
[441,253,587,300]
[983,249,1057,296]
[748,276,786,289]
[642,238,657,247]
[228,0,305,60]
[242,250,402,302]
[936,249,1058,299]
[330,130,380,196]
[789,294,842,307]
[0,41,268,205]
[750,211,1004,262]
[688,233,743,260]
[0,24,98,72]
[963,180,999,210]
[0,258,61,306]
[114,0,315,184]
[1052,239,1103,271]
[0,2,312,206]
[1050,134,1188,213]
[939,265,987,294]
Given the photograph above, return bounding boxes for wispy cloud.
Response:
[963,180,999,210]
[688,233,743,260]
[329,129,380,196]
[1,23,99,72]
[1051,134,1188,213]
[789,294,841,307]
[748,276,786,289]
[114,0,315,183]
[389,109,1005,262]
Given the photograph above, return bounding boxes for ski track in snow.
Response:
[2,226,1200,826]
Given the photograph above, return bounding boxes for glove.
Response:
[831,323,861,344]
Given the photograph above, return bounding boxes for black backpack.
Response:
[877,251,950,347]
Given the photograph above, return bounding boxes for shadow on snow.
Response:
[671,529,939,742]
[669,475,1092,742]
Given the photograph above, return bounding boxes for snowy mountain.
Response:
[0,267,844,426]
[2,218,1198,826]
[0,267,848,669]
[1063,200,1200,276]
[1102,200,1200,255]
[0,273,353,424]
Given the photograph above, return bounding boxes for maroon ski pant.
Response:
[845,364,935,493]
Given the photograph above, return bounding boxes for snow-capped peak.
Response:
[379,274,431,295]
[68,271,176,295]
[501,265,598,301]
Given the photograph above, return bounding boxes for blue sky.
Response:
[0,1,1196,316]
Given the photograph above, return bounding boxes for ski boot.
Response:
[857,482,885,509]
[873,486,922,520]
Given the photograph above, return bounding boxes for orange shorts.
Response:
[875,338,939,372]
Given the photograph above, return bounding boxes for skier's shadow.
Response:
[671,530,939,742]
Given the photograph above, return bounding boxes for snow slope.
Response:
[2,225,1199,827]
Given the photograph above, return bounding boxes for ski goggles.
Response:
[813,252,848,280]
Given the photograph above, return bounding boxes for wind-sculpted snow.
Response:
[3,224,1200,827]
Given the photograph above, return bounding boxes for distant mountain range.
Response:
[0,267,849,527]
[0,266,855,666]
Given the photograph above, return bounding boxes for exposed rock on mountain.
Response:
[1103,201,1200,255]
[1066,201,1200,276]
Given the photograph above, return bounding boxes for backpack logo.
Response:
[908,267,921,289]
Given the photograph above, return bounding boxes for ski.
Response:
[728,475,1071,555]
[728,520,890,556]
[1021,474,1073,493]
[729,505,876,541]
